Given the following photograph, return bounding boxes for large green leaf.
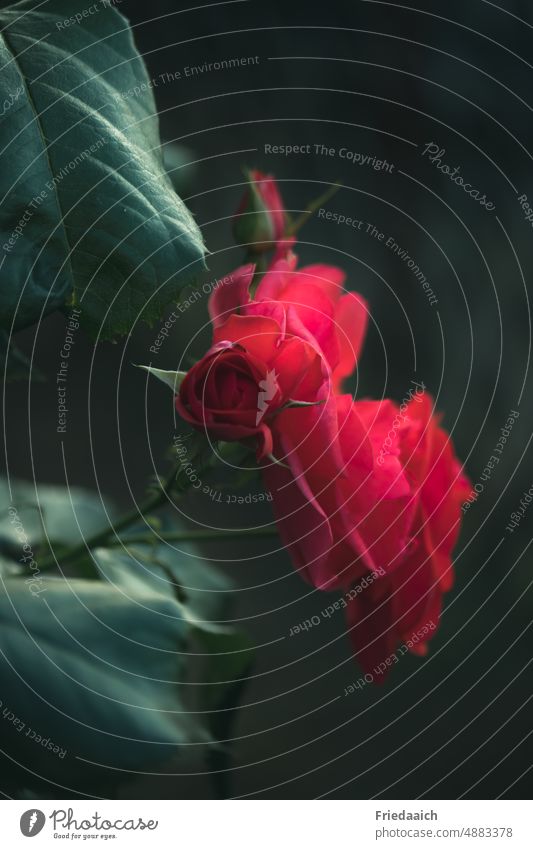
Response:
[0,480,205,791]
[0,479,253,795]
[0,0,205,338]
[94,539,254,798]
[0,578,208,791]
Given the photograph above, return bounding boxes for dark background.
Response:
[4,0,533,798]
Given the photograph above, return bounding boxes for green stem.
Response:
[287,181,342,236]
[38,462,183,574]
[37,449,279,576]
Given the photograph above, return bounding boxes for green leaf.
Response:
[191,624,254,723]
[0,477,114,553]
[93,537,255,798]
[92,534,231,624]
[0,578,208,790]
[92,536,255,710]
[137,364,186,393]
[0,479,254,795]
[0,0,206,339]
[191,623,254,798]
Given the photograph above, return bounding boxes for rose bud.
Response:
[175,342,282,458]
[233,170,286,252]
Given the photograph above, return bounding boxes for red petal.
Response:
[271,337,326,400]
[212,314,281,363]
[345,579,398,680]
[262,437,336,589]
[254,254,297,301]
[332,293,369,390]
[208,264,255,328]
[289,264,346,301]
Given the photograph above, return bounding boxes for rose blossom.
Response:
[177,283,326,457]
[264,391,470,676]
[209,255,368,392]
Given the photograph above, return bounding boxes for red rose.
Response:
[209,255,369,391]
[264,391,470,677]
[176,343,281,457]
[263,395,413,591]
[177,308,326,457]
[346,393,471,678]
